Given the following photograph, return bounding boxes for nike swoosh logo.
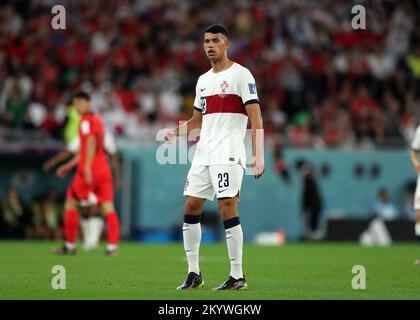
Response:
[218,189,228,193]
[182,228,191,232]
[226,236,232,240]
[200,88,206,92]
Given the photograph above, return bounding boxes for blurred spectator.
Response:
[27,190,63,240]
[367,46,395,82]
[406,45,420,79]
[4,81,30,128]
[403,180,417,221]
[372,188,399,220]
[0,187,31,239]
[41,106,62,138]
[264,96,286,135]
[273,142,290,184]
[296,159,324,241]
[0,70,33,109]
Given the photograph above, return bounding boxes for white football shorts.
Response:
[183,165,244,201]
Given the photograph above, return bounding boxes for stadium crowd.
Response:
[0,0,420,150]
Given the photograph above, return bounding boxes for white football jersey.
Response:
[67,131,117,155]
[412,125,420,151]
[192,62,259,168]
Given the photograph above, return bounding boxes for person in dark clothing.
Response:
[273,143,291,184]
[296,159,324,240]
[0,186,32,239]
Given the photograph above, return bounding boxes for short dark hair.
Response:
[203,24,229,39]
[378,188,388,196]
[295,159,310,171]
[72,91,90,101]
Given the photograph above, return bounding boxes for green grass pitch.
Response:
[0,241,419,300]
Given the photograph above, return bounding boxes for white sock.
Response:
[65,242,76,250]
[89,217,104,248]
[183,222,201,274]
[415,223,420,237]
[107,244,118,251]
[80,218,90,249]
[225,224,243,279]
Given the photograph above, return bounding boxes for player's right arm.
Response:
[410,125,420,173]
[164,110,202,142]
[43,149,73,172]
[56,153,80,178]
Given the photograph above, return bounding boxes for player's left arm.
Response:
[241,68,264,179]
[245,103,265,179]
[85,135,96,185]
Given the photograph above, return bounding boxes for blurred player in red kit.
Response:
[54,91,120,256]
[43,129,122,251]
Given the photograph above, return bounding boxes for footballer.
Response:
[54,92,120,256]
[165,25,265,290]
[44,129,121,251]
